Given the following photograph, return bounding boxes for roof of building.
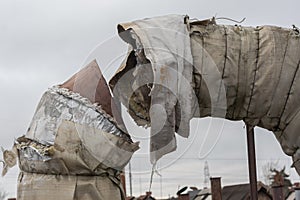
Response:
[136,191,156,200]
[193,188,211,200]
[221,182,272,200]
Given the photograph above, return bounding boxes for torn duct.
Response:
[3,60,139,200]
[110,14,300,174]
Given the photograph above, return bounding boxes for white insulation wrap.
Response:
[7,59,140,200]
[110,15,300,174]
[25,86,138,170]
[14,86,139,200]
[113,15,194,163]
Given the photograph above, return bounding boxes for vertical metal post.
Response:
[246,124,258,200]
[129,161,133,196]
[160,174,163,198]
[295,183,300,200]
[120,170,127,197]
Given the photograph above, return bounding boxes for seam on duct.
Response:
[232,27,243,118]
[269,32,290,121]
[218,26,228,105]
[278,56,300,137]
[246,28,260,117]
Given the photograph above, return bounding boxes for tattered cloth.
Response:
[17,172,123,200]
[111,15,194,164]
[14,86,139,200]
[110,14,300,174]
[0,60,139,199]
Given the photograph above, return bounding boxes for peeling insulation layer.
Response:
[110,15,300,174]
[3,60,139,200]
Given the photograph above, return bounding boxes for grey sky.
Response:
[0,0,300,198]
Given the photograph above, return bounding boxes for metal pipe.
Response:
[246,124,258,200]
[129,161,133,196]
[120,171,126,197]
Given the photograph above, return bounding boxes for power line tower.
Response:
[203,161,210,188]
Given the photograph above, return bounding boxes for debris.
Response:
[110,14,300,175]
[7,60,139,200]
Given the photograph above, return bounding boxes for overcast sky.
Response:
[0,0,300,198]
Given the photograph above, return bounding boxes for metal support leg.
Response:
[129,161,133,196]
[246,124,258,200]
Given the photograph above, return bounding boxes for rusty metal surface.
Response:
[60,60,127,131]
[246,125,258,200]
[120,172,127,197]
[60,59,113,116]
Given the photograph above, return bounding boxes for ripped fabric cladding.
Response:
[110,14,300,174]
[14,86,139,200]
[3,60,139,200]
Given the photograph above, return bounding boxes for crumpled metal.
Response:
[4,60,139,200]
